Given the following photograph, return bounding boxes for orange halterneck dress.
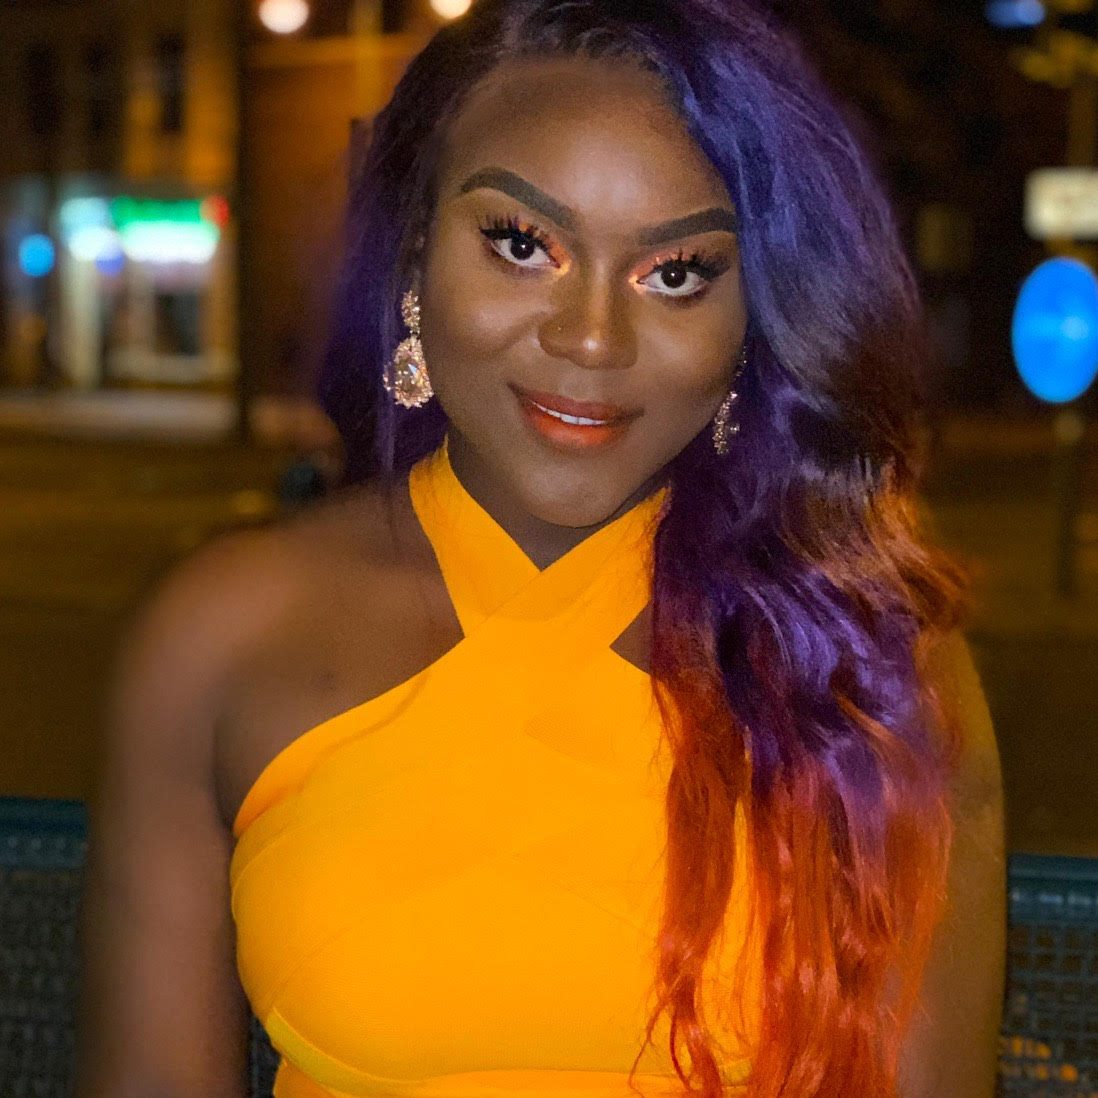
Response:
[229,438,760,1098]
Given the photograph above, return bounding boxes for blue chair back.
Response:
[0,796,279,1097]
[4,797,1098,1097]
[998,852,1098,1095]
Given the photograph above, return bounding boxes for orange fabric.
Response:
[230,438,760,1098]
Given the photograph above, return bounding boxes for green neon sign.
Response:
[109,197,210,230]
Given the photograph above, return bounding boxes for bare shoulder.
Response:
[923,628,1002,809]
[896,630,1006,1098]
[118,478,405,709]
[78,480,412,1095]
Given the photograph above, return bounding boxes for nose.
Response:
[537,271,636,373]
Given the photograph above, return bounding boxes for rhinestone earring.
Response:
[713,344,748,456]
[383,289,434,409]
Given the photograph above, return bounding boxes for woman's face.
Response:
[419,55,747,530]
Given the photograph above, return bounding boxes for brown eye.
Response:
[660,262,690,290]
[638,252,725,298]
[508,236,539,262]
[479,218,558,270]
[639,262,707,298]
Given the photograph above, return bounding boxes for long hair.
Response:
[320,3,971,1095]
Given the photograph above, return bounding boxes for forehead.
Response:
[437,56,733,224]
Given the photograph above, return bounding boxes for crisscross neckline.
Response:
[410,436,669,637]
[230,441,668,840]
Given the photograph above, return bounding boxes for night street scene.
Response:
[1,1,1097,1096]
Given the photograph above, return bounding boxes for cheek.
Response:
[639,300,743,410]
[419,225,536,380]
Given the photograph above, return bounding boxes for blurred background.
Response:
[0,0,1095,859]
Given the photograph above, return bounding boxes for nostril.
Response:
[539,301,636,372]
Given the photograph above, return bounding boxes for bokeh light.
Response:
[60,197,111,238]
[201,195,231,229]
[118,222,219,264]
[258,0,310,34]
[985,0,1045,28]
[107,197,221,264]
[18,235,56,278]
[1013,257,1098,403]
[69,226,123,264]
[94,248,126,278]
[430,0,472,19]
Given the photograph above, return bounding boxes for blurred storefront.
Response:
[4,185,234,389]
[0,0,236,393]
[0,0,454,405]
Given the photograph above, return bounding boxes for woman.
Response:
[77,2,1006,1097]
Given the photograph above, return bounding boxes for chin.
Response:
[518,466,637,529]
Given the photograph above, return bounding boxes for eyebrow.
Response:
[460,168,577,232]
[457,167,738,246]
[636,208,738,246]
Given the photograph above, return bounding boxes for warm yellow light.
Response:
[430,0,472,18]
[258,0,310,34]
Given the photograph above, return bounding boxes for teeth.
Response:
[532,401,611,427]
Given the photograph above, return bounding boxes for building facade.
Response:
[0,0,236,390]
[1,0,469,398]
[242,29,425,396]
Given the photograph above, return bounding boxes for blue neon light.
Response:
[986,0,1045,28]
[18,234,55,278]
[1013,257,1098,403]
[95,246,126,277]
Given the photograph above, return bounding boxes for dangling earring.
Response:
[383,288,434,409]
[712,344,748,456]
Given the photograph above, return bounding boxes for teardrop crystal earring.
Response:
[382,289,434,409]
[712,344,748,456]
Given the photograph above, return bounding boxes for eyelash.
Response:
[649,249,724,288]
[479,215,557,266]
[477,213,726,298]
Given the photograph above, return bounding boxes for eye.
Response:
[638,252,725,298]
[479,216,558,270]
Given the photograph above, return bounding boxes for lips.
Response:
[509,384,640,425]
[511,383,640,452]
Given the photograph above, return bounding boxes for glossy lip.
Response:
[511,386,638,453]
[509,383,641,425]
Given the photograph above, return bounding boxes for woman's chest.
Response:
[212,568,654,834]
[228,652,682,1083]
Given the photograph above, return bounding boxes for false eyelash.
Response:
[478,214,554,253]
[648,249,726,283]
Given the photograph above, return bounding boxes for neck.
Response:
[445,433,667,571]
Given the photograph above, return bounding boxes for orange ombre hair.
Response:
[645,458,969,1096]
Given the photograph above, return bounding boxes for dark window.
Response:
[24,44,61,138]
[155,33,185,134]
[381,0,409,33]
[1060,10,1098,36]
[84,41,112,136]
[154,291,202,357]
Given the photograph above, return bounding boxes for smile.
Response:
[511,384,640,452]
[529,401,613,427]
